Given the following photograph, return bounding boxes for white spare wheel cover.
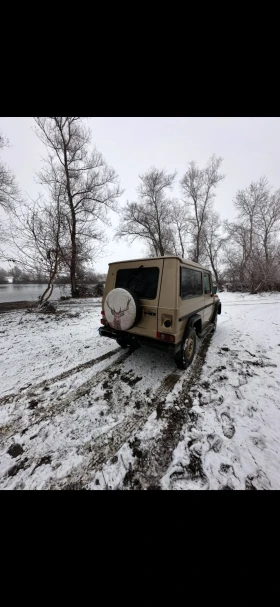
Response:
[105,288,137,331]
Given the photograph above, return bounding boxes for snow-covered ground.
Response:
[0,292,280,490]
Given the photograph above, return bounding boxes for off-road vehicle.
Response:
[99,256,221,369]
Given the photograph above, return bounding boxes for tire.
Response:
[211,314,217,333]
[104,288,141,331]
[129,341,140,352]
[176,327,196,370]
[116,338,128,348]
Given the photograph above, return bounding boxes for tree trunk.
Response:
[194,229,200,263]
[263,233,269,264]
[62,139,77,298]
[208,250,219,285]
[70,217,77,297]
[39,258,58,305]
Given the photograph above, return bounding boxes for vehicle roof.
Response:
[108,255,210,272]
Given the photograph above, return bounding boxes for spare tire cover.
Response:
[104,288,141,331]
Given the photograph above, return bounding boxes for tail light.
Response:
[101,310,107,326]
[156,332,175,343]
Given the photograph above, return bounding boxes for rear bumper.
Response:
[99,326,181,354]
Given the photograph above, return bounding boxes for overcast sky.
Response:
[1,116,280,273]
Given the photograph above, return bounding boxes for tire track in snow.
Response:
[121,334,213,490]
[0,346,122,407]
[1,363,182,490]
[48,334,214,490]
[0,348,134,443]
[1,327,215,489]
[47,370,182,490]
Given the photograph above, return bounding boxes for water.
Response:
[0,284,62,303]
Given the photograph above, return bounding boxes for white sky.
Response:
[1,116,280,273]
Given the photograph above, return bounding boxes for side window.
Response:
[181,267,203,299]
[204,273,211,294]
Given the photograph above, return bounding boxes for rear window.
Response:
[181,267,203,299]
[116,267,159,300]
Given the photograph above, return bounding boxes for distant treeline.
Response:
[0,265,106,286]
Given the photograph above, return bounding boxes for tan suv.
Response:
[99,256,221,369]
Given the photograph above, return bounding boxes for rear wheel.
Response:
[116,338,128,348]
[176,328,196,370]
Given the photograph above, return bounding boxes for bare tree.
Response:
[202,211,227,285]
[0,132,20,213]
[117,167,177,256]
[169,201,190,258]
[0,132,21,262]
[181,155,225,263]
[234,177,269,260]
[225,177,280,292]
[9,190,65,303]
[224,220,249,286]
[256,187,280,263]
[33,117,122,297]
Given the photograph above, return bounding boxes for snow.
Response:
[0,298,118,398]
[0,291,280,490]
[161,291,280,490]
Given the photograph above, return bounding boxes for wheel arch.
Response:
[187,313,202,335]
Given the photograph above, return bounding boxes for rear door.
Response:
[203,272,214,325]
[114,259,164,340]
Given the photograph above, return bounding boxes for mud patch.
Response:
[62,481,87,490]
[129,437,143,459]
[121,374,142,387]
[32,455,52,473]
[220,463,234,475]
[28,399,39,410]
[7,443,24,458]
[123,463,141,489]
[8,458,29,477]
[103,390,113,402]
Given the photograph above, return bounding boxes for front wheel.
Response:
[211,314,217,333]
[176,328,196,370]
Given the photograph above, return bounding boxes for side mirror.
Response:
[212,285,217,295]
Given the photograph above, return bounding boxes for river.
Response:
[0,284,63,303]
